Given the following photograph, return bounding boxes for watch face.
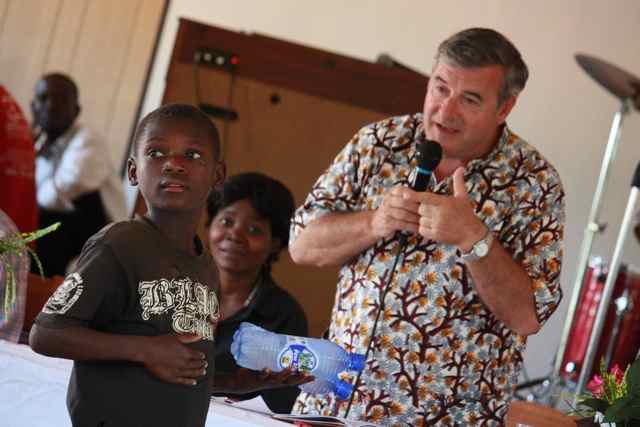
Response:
[475,242,489,257]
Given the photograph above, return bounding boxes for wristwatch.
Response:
[461,229,494,262]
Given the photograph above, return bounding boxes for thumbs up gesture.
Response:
[416,167,487,251]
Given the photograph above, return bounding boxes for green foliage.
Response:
[0,222,60,316]
[576,357,640,424]
[578,397,608,414]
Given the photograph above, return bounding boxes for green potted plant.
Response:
[573,358,640,426]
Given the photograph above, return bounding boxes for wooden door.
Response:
[155,19,428,337]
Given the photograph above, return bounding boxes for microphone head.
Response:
[416,138,443,171]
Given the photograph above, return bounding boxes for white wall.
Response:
[142,0,640,381]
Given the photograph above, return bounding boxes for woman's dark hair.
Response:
[207,172,295,268]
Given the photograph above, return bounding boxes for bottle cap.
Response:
[333,379,354,400]
[348,353,366,372]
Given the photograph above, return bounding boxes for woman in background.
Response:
[207,172,308,413]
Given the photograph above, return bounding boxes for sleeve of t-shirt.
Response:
[289,124,373,246]
[34,235,128,330]
[509,163,566,326]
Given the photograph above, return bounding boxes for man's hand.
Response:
[416,167,486,251]
[139,333,207,386]
[370,186,422,239]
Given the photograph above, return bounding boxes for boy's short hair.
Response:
[132,103,221,159]
[206,172,295,268]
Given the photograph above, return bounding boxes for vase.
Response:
[0,209,29,342]
[594,411,616,427]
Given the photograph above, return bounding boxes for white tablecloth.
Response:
[0,340,289,427]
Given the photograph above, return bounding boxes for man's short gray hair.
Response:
[435,28,529,106]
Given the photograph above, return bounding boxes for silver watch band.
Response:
[461,230,494,262]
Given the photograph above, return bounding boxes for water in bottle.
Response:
[231,322,365,398]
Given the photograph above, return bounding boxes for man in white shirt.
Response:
[32,73,127,276]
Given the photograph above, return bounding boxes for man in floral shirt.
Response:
[289,28,564,426]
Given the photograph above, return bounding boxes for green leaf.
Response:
[628,359,640,396]
[20,222,61,243]
[625,404,640,420]
[3,262,15,316]
[578,397,609,414]
[603,397,640,422]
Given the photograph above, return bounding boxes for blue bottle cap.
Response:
[348,353,366,372]
[333,379,353,400]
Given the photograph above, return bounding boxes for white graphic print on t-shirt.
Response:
[138,277,220,340]
[43,273,84,314]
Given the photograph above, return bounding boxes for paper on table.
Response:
[210,396,381,427]
[207,398,287,427]
[272,413,381,427]
[214,396,274,415]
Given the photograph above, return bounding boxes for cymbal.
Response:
[575,53,640,107]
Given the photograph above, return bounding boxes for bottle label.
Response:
[278,337,318,372]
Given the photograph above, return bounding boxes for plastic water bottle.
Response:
[299,376,354,400]
[231,322,365,399]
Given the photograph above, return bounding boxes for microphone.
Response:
[412,138,443,191]
[398,139,442,246]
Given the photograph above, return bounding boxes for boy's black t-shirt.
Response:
[35,216,221,427]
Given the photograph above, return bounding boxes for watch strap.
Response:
[461,230,494,262]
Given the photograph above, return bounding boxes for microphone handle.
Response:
[412,168,432,192]
[396,169,432,247]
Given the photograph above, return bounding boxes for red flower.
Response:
[587,374,604,397]
[610,364,624,385]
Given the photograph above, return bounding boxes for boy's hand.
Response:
[235,367,314,393]
[139,333,207,386]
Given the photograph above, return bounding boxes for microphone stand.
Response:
[573,160,640,403]
[551,99,632,394]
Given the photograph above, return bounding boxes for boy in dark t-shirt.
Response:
[30,104,309,427]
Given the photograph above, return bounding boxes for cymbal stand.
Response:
[603,288,631,368]
[551,100,632,395]
[573,159,640,405]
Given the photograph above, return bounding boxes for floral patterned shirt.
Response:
[290,114,565,426]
